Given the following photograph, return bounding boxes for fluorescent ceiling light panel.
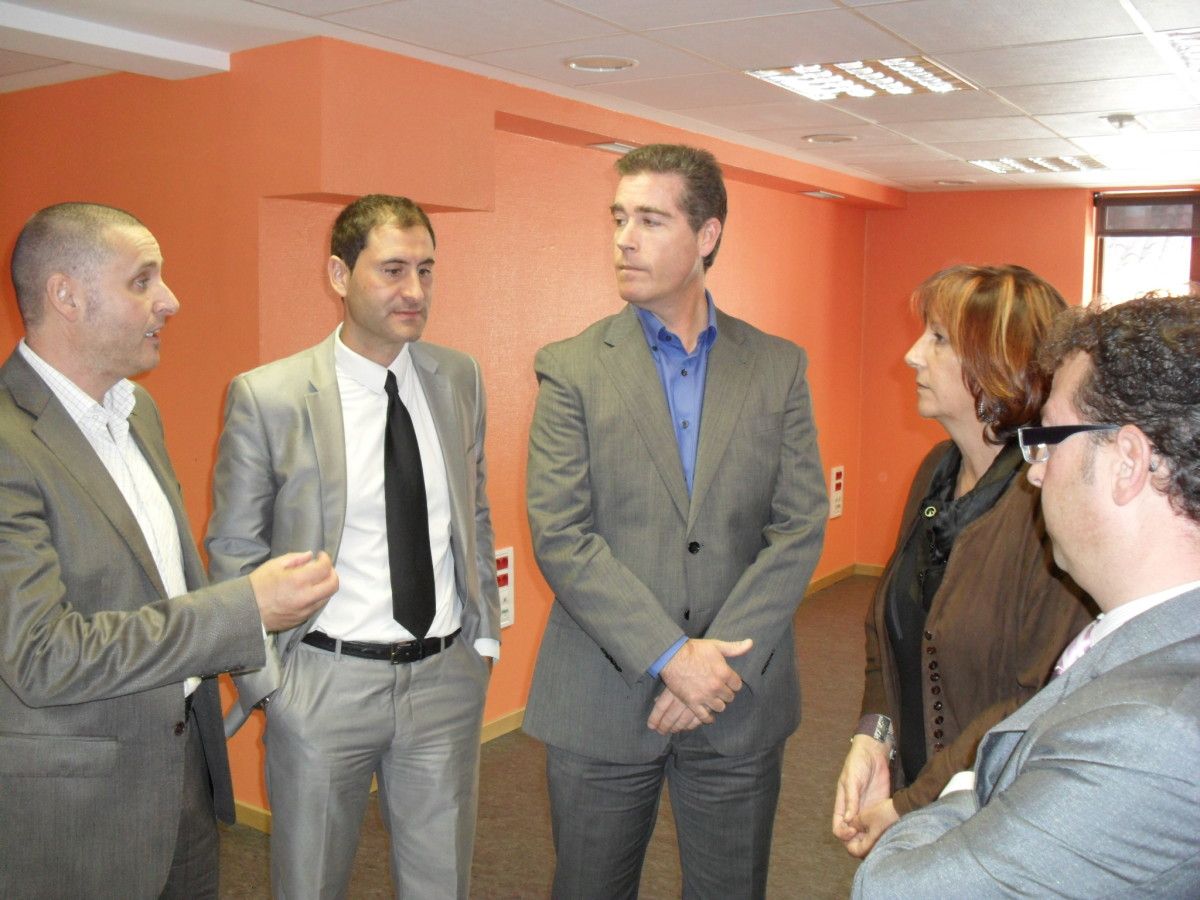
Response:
[968,155,1105,174]
[746,56,974,102]
[1166,28,1200,76]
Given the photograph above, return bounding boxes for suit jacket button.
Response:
[687,541,701,554]
[173,721,186,736]
[933,742,945,751]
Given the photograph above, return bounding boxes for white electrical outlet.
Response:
[495,547,515,628]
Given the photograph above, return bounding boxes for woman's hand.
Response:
[844,798,899,858]
[832,734,893,850]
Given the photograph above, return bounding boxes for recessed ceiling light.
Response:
[566,55,638,73]
[587,141,639,154]
[802,133,857,144]
[747,56,975,102]
[968,156,1105,174]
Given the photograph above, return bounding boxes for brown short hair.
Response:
[11,202,144,327]
[616,144,727,270]
[1038,293,1200,524]
[330,194,435,271]
[913,264,1068,444]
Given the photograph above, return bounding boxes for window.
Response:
[1094,192,1200,306]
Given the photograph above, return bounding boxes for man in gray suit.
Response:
[853,295,1200,898]
[0,202,337,899]
[206,194,500,899]
[524,144,828,898]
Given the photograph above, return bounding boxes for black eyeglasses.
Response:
[1017,423,1120,464]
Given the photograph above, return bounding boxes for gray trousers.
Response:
[265,638,489,899]
[546,736,785,900]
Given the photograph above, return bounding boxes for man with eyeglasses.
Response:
[853,294,1200,899]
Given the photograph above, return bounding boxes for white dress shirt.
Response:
[18,340,197,695]
[313,331,500,657]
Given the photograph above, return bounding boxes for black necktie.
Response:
[384,370,435,638]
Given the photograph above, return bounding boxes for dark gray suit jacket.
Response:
[524,305,827,761]
[206,331,501,732]
[853,588,1200,898]
[0,349,265,899]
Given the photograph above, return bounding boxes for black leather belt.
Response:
[302,628,460,664]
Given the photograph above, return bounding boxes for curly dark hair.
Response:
[616,144,727,270]
[1038,293,1200,524]
[330,194,434,271]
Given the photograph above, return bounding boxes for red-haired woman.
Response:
[832,265,1093,857]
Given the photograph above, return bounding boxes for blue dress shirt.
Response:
[636,296,719,678]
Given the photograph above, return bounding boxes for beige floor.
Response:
[218,575,876,898]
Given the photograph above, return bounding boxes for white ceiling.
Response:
[2,0,1199,192]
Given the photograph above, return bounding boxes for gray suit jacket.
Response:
[206,331,501,733]
[523,305,827,761]
[0,350,264,899]
[853,588,1200,899]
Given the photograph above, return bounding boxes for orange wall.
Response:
[0,38,872,811]
[857,189,1095,566]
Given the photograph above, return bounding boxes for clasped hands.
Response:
[832,735,900,858]
[646,637,752,735]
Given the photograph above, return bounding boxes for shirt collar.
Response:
[18,338,136,425]
[1092,578,1200,646]
[333,326,413,394]
[636,292,718,353]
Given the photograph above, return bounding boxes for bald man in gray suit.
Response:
[0,203,336,899]
[524,145,827,899]
[853,296,1200,898]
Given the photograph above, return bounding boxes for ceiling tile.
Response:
[472,33,719,85]
[1075,130,1200,154]
[1141,107,1200,130]
[858,0,1139,52]
[747,123,914,148]
[935,35,1168,88]
[648,9,915,70]
[252,0,393,15]
[889,116,1057,142]
[1034,110,1147,136]
[997,74,1198,114]
[1127,0,1200,30]
[327,0,620,56]
[555,0,832,31]
[826,88,1020,123]
[587,71,788,109]
[801,143,958,163]
[674,99,867,131]
[0,49,62,77]
[931,137,1087,158]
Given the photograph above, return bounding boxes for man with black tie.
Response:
[0,202,337,898]
[207,194,501,898]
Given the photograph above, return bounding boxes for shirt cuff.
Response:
[939,770,976,798]
[648,635,688,678]
[474,638,500,660]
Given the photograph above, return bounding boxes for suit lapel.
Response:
[598,308,689,522]
[688,310,753,532]
[410,345,468,576]
[305,334,347,559]
[4,353,168,598]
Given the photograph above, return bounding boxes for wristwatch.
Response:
[855,714,896,759]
